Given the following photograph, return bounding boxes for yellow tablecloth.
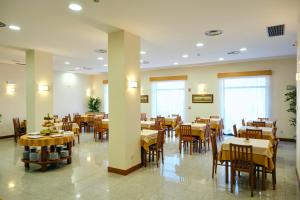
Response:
[101,119,109,129]
[175,123,206,140]
[164,117,177,128]
[19,133,74,146]
[247,120,274,128]
[141,129,158,151]
[141,121,155,129]
[54,122,79,133]
[238,126,274,141]
[218,137,274,170]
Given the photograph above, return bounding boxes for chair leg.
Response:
[251,172,254,197]
[77,134,80,144]
[272,170,276,190]
[190,141,192,155]
[212,161,215,178]
[230,168,234,193]
[161,148,164,164]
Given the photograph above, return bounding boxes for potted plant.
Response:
[285,86,296,127]
[88,97,101,113]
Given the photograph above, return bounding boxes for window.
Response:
[220,76,270,132]
[151,80,186,120]
[103,84,109,113]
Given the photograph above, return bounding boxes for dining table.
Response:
[141,120,155,129]
[238,126,275,142]
[218,137,274,189]
[140,129,158,167]
[175,122,206,140]
[247,120,274,128]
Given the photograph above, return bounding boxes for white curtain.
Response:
[151,80,186,121]
[103,84,109,113]
[220,76,271,133]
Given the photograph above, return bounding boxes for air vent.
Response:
[0,21,6,27]
[267,24,284,37]
[227,51,240,55]
[95,49,107,54]
[205,30,223,36]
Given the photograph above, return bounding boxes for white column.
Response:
[26,50,53,132]
[296,15,300,179]
[108,30,141,174]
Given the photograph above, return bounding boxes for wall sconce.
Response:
[128,80,138,88]
[6,82,16,95]
[38,84,49,92]
[296,73,300,81]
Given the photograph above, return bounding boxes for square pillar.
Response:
[108,30,141,174]
[26,50,53,132]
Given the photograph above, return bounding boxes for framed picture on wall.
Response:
[192,94,213,103]
[141,95,149,103]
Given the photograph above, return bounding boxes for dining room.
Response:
[0,0,300,200]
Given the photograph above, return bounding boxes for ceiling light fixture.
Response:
[68,3,82,12]
[75,67,80,70]
[65,61,70,65]
[240,47,247,52]
[173,62,179,65]
[8,25,21,31]
[104,64,108,67]
[140,51,146,55]
[205,30,223,36]
[182,54,189,58]
[219,57,224,61]
[97,57,103,60]
[196,42,204,47]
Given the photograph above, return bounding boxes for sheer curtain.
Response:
[151,80,186,121]
[220,76,271,132]
[103,84,109,113]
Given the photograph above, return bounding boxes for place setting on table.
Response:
[19,114,75,172]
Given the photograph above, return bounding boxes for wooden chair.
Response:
[202,124,210,153]
[62,122,72,131]
[267,139,279,189]
[233,124,238,137]
[150,120,162,130]
[242,118,246,126]
[179,125,196,155]
[273,120,277,128]
[252,121,266,127]
[94,118,108,142]
[12,118,26,143]
[141,113,147,121]
[103,114,109,119]
[245,129,263,139]
[62,117,68,123]
[258,117,269,121]
[86,115,95,132]
[272,127,277,138]
[210,131,227,178]
[229,143,255,197]
[195,117,210,124]
[74,115,85,133]
[149,129,164,167]
[218,118,224,141]
[67,114,72,122]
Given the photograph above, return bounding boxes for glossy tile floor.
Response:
[0,133,299,200]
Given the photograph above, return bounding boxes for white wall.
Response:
[0,63,26,136]
[296,15,300,181]
[0,63,93,136]
[53,72,92,118]
[140,58,296,139]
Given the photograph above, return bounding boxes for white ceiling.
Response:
[0,0,298,74]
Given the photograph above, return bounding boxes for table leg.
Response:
[24,146,29,169]
[225,161,229,184]
[262,167,266,190]
[67,142,72,164]
[41,146,48,172]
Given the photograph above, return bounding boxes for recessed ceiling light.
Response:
[97,57,103,60]
[205,30,223,36]
[65,61,70,65]
[219,57,224,61]
[140,51,146,55]
[173,62,179,65]
[196,42,204,47]
[182,54,189,58]
[8,25,21,31]
[75,67,80,70]
[104,64,108,67]
[240,47,247,52]
[68,3,82,12]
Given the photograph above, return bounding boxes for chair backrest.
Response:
[175,115,182,125]
[62,117,68,123]
[103,114,109,119]
[229,143,253,170]
[252,121,266,127]
[245,129,263,139]
[156,129,164,149]
[272,127,277,138]
[180,125,192,138]
[157,117,165,126]
[67,114,72,122]
[210,132,218,160]
[205,124,211,140]
[241,118,245,126]
[210,115,219,119]
[273,120,277,128]
[258,117,269,121]
[141,113,147,121]
[87,115,95,124]
[94,118,102,130]
[74,115,81,124]
[53,115,58,119]
[272,139,279,166]
[12,118,20,134]
[151,120,162,130]
[195,118,210,124]
[62,122,72,131]
[233,124,238,137]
